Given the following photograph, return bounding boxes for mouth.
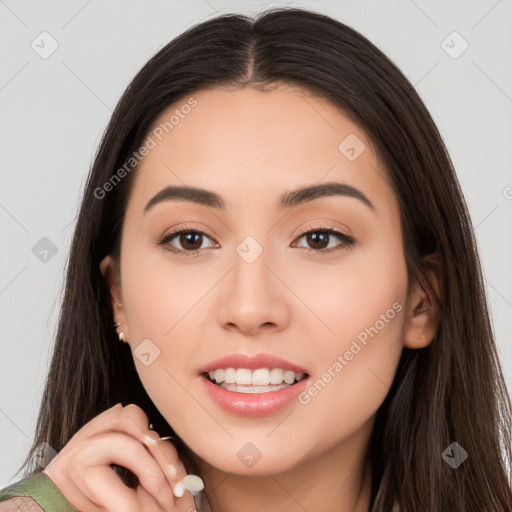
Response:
[199,362,311,417]
[201,368,310,394]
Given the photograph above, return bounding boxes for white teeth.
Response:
[225,368,236,384]
[220,383,290,393]
[236,368,252,385]
[205,367,306,386]
[252,368,270,386]
[284,370,296,385]
[269,368,284,385]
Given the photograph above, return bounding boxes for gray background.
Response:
[1,0,511,487]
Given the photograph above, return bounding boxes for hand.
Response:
[43,403,199,512]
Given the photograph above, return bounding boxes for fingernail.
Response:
[182,475,204,495]
[173,481,185,498]
[172,475,204,498]
[166,464,177,480]
[143,435,157,446]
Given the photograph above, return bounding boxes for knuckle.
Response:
[122,404,150,431]
[123,403,145,417]
[123,415,144,433]
[146,466,166,486]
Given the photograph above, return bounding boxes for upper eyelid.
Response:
[163,224,351,249]
[164,224,349,241]
[294,223,349,237]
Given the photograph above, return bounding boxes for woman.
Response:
[1,6,511,512]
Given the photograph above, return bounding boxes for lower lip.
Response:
[200,374,309,417]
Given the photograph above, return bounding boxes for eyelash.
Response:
[157,224,356,257]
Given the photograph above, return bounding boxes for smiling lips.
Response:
[206,367,306,390]
[198,352,309,391]
[198,353,310,416]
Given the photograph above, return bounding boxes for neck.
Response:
[188,419,374,512]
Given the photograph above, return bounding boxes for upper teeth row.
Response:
[208,368,305,386]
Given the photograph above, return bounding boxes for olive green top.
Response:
[0,473,212,511]
[0,472,79,512]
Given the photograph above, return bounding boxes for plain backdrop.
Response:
[1,0,511,487]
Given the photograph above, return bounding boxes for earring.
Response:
[113,322,120,328]
[119,331,128,343]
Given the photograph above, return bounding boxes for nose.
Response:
[216,245,291,336]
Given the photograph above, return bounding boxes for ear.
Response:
[403,253,442,349]
[100,254,131,342]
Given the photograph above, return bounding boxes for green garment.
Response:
[0,472,79,512]
[1,472,211,511]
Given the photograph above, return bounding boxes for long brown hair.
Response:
[14,7,512,510]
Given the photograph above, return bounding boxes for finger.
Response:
[80,432,175,511]
[142,431,181,486]
[168,457,200,511]
[71,403,125,441]
[43,467,102,512]
[135,484,165,512]
[69,417,158,488]
[142,435,200,511]
[72,403,177,485]
[75,404,153,446]
[80,466,139,512]
[77,407,183,504]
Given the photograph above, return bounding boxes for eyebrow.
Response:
[143,181,375,213]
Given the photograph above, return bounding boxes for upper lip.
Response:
[198,353,309,375]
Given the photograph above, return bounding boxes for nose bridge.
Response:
[228,201,274,282]
[216,229,290,333]
[231,232,273,299]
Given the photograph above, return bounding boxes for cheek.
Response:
[291,297,405,461]
[120,256,201,430]
[287,235,407,349]
[290,241,407,420]
[121,243,210,338]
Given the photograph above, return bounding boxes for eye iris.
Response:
[307,232,329,250]
[180,232,202,250]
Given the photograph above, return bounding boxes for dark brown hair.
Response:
[14,7,511,511]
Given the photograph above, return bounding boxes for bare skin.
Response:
[0,404,198,512]
[98,84,439,512]
[41,404,197,512]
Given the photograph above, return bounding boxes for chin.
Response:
[190,441,304,477]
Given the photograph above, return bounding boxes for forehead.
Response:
[126,85,394,217]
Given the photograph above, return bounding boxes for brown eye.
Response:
[175,231,203,251]
[303,231,330,250]
[158,228,216,256]
[293,227,356,255]
[158,225,355,257]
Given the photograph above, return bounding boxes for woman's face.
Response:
[101,84,431,478]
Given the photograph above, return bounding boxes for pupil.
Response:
[181,232,202,250]
[308,232,328,249]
